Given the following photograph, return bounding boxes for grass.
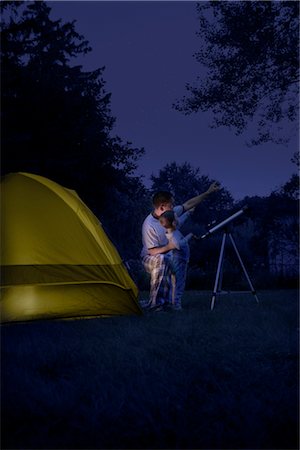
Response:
[1,290,299,450]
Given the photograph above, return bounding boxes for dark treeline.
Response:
[1,1,298,289]
[1,1,149,260]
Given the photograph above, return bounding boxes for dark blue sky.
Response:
[48,1,298,200]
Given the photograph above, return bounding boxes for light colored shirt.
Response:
[165,210,194,261]
[165,229,193,251]
[141,205,184,258]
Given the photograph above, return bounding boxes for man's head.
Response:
[159,210,177,230]
[152,191,174,216]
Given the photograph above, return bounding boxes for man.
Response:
[141,182,219,311]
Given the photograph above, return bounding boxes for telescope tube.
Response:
[201,205,248,239]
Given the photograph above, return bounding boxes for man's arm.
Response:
[148,241,176,256]
[143,224,176,256]
[183,182,219,211]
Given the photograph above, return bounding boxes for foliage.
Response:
[276,173,299,201]
[174,1,299,145]
[278,153,300,201]
[100,176,151,260]
[291,151,299,168]
[1,1,144,181]
[0,1,145,259]
[233,192,299,287]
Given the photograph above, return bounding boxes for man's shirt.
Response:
[141,205,184,258]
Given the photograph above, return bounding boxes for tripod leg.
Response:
[217,253,225,293]
[228,233,259,303]
[211,232,227,310]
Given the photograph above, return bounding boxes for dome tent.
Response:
[0,172,142,323]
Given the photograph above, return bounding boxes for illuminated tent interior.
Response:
[0,172,142,323]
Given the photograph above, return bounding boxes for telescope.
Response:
[197,205,259,310]
[201,205,249,239]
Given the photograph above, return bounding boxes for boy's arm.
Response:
[183,182,219,211]
[183,232,194,243]
[174,233,193,250]
[176,208,194,228]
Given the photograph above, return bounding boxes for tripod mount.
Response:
[201,206,259,310]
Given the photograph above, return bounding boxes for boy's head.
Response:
[152,191,174,215]
[159,210,177,230]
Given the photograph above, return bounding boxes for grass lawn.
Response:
[1,289,299,449]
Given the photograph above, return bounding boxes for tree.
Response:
[174,1,299,145]
[274,151,300,201]
[1,1,147,260]
[234,187,299,288]
[1,1,144,199]
[275,174,299,201]
[101,175,150,260]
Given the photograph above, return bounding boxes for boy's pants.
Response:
[171,256,188,308]
[142,254,172,308]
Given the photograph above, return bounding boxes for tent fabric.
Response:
[0,172,142,323]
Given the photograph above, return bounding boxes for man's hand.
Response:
[183,182,220,211]
[148,241,176,256]
[207,181,220,194]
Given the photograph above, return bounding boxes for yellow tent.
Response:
[0,172,142,323]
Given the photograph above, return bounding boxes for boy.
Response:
[159,209,196,310]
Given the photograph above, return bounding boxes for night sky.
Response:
[48,1,298,200]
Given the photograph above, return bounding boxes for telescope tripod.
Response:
[211,228,259,310]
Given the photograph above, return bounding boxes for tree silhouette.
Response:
[1,1,144,196]
[1,0,147,259]
[174,1,299,145]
